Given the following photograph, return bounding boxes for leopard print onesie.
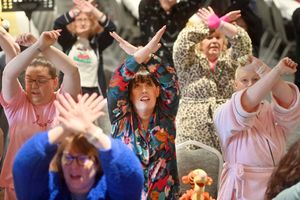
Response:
[173,21,252,152]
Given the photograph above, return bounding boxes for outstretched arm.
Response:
[241,57,297,112]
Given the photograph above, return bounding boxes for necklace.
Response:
[32,105,53,129]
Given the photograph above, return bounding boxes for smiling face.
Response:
[129,74,160,115]
[25,66,58,105]
[200,31,225,61]
[61,145,98,195]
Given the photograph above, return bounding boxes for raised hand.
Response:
[109,31,138,55]
[143,25,165,54]
[37,30,61,51]
[220,10,241,23]
[133,25,166,63]
[15,33,37,47]
[77,93,107,122]
[54,93,106,134]
[275,57,298,75]
[73,0,96,13]
[197,6,220,29]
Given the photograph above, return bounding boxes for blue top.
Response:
[13,132,144,200]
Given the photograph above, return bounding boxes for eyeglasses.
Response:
[25,78,53,86]
[62,153,92,166]
[75,18,90,23]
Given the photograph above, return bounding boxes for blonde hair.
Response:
[234,54,255,80]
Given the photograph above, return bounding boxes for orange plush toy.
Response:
[180,169,214,200]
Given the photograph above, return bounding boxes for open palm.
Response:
[55,93,106,133]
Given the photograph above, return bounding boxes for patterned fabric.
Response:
[173,21,252,152]
[139,0,206,66]
[108,56,180,199]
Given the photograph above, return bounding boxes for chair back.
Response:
[256,0,275,33]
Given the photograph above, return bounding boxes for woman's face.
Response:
[130,79,160,114]
[159,0,177,13]
[25,66,57,105]
[234,68,260,91]
[61,145,98,194]
[200,31,224,61]
[74,13,92,37]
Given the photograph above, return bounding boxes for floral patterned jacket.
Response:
[108,55,180,199]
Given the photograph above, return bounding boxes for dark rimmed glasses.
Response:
[25,77,53,86]
[62,152,92,166]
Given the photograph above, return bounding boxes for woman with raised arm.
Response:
[54,0,116,97]
[13,93,144,200]
[0,30,80,200]
[108,26,180,199]
[173,6,252,151]
[214,57,300,200]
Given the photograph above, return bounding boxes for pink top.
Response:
[0,83,60,188]
[214,83,300,200]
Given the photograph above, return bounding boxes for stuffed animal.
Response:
[180,169,214,200]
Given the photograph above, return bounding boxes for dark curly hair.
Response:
[265,139,300,199]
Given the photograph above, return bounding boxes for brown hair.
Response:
[265,139,300,199]
[129,68,160,89]
[67,11,103,38]
[54,134,103,183]
[128,68,160,107]
[27,56,57,78]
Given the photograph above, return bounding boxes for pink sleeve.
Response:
[214,89,260,144]
[271,83,300,132]
[0,83,26,120]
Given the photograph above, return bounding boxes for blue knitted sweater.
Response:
[13,132,144,200]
